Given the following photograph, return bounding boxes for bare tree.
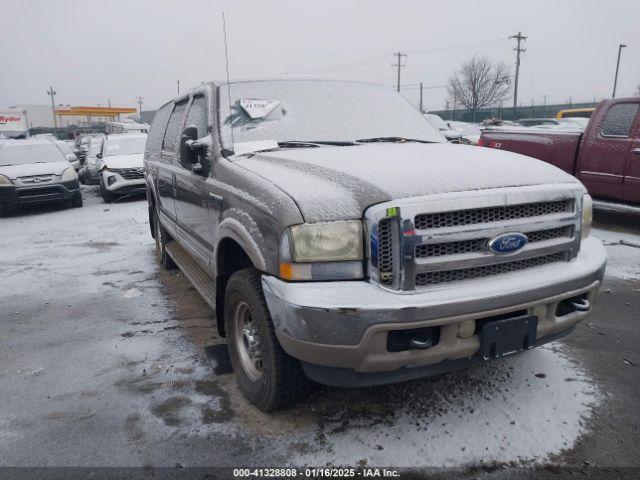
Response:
[447,56,511,121]
[635,84,640,97]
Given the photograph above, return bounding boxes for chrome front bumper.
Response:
[262,237,606,376]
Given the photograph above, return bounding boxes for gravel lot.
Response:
[0,187,638,477]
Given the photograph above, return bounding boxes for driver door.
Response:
[174,92,215,270]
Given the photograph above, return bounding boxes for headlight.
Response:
[279,220,364,280]
[581,194,592,239]
[0,174,13,186]
[61,167,78,181]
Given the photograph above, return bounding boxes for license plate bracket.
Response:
[480,314,538,360]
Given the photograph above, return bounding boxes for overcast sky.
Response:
[2,0,638,112]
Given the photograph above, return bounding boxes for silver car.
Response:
[79,136,105,184]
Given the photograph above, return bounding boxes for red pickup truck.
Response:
[479,97,640,205]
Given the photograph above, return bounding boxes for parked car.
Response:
[0,138,82,216]
[55,140,81,171]
[447,121,482,145]
[556,107,595,119]
[78,136,105,184]
[74,133,100,162]
[424,113,463,142]
[516,118,563,127]
[98,133,148,202]
[145,79,605,411]
[516,118,586,130]
[479,97,640,205]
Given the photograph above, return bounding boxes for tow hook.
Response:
[409,337,436,349]
[569,298,590,312]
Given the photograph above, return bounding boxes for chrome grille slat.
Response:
[415,252,567,286]
[112,168,144,180]
[414,200,573,230]
[416,226,571,258]
[18,175,55,185]
[365,187,583,291]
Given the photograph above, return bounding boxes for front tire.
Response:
[224,268,308,411]
[154,209,176,270]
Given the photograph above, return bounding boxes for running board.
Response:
[593,200,640,215]
[165,241,216,309]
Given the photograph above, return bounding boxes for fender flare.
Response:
[216,217,267,272]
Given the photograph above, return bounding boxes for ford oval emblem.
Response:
[488,232,528,255]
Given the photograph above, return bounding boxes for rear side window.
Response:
[146,103,172,155]
[162,101,188,153]
[601,103,639,137]
[185,96,208,138]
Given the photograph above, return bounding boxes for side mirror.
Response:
[180,126,206,174]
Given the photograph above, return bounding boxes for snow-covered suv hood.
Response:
[0,161,71,180]
[102,153,143,169]
[234,143,579,222]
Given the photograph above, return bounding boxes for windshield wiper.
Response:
[356,137,436,144]
[277,140,356,148]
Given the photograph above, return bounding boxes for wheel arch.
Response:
[214,218,268,337]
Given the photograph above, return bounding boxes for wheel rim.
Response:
[154,214,163,262]
[233,300,263,381]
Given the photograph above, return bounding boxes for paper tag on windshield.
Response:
[240,99,281,119]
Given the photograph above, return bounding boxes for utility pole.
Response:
[419,82,423,112]
[509,32,527,114]
[46,86,57,129]
[136,96,143,121]
[542,94,547,117]
[177,80,180,95]
[612,43,627,98]
[392,52,407,92]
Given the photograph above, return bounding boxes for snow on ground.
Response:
[592,228,640,280]
[289,344,599,467]
[3,189,630,467]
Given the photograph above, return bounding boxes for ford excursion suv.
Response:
[144,80,606,411]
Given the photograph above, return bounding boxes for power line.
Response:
[283,37,509,76]
[509,31,527,113]
[392,52,407,92]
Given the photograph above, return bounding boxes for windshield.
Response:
[0,142,65,166]
[218,80,442,152]
[86,140,103,157]
[104,136,147,156]
[57,142,72,154]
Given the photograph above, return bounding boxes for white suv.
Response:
[98,133,148,203]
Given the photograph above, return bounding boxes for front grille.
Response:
[112,168,144,180]
[415,226,571,258]
[415,252,567,286]
[17,186,62,197]
[19,175,54,185]
[414,200,573,230]
[378,218,395,286]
